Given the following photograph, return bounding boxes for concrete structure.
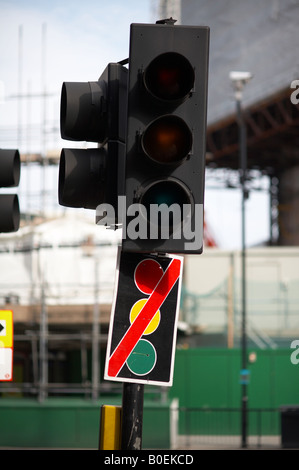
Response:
[159,0,299,245]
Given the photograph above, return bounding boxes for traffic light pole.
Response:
[58,20,209,451]
[121,382,144,450]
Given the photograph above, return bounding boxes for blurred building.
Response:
[1,213,299,398]
[0,215,120,397]
[158,0,299,245]
[195,0,299,245]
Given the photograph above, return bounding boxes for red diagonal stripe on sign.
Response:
[107,257,181,378]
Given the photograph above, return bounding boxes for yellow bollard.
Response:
[99,405,122,450]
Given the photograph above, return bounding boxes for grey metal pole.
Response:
[230,72,252,448]
[237,96,248,449]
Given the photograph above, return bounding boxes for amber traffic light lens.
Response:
[144,52,195,102]
[142,115,192,164]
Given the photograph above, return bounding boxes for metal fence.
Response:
[172,407,281,449]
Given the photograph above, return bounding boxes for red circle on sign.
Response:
[134,259,164,295]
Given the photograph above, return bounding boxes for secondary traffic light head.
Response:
[58,63,127,220]
[60,81,107,143]
[122,22,210,254]
[0,149,20,233]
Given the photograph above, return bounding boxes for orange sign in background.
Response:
[0,310,13,381]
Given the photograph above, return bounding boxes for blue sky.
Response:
[0,0,270,248]
[0,0,152,122]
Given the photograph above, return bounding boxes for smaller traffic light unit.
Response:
[58,63,128,224]
[122,22,210,254]
[0,149,20,233]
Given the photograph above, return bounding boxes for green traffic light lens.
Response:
[144,52,195,102]
[142,181,189,206]
[140,179,192,230]
[142,115,192,164]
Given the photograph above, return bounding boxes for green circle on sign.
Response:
[126,339,157,376]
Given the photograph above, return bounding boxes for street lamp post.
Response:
[230,71,252,449]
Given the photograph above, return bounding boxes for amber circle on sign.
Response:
[130,299,160,335]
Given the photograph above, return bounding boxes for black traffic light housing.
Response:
[122,22,209,254]
[0,149,20,233]
[58,63,128,223]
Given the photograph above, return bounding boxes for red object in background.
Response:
[204,215,217,247]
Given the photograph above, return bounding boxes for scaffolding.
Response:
[0,215,121,400]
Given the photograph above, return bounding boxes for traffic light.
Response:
[58,63,128,225]
[0,149,20,233]
[122,22,210,254]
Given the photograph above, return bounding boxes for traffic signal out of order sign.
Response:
[104,251,183,386]
[122,23,210,254]
[0,149,20,233]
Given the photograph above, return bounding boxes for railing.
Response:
[172,407,280,449]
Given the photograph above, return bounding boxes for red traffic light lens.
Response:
[142,115,192,164]
[144,52,195,102]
